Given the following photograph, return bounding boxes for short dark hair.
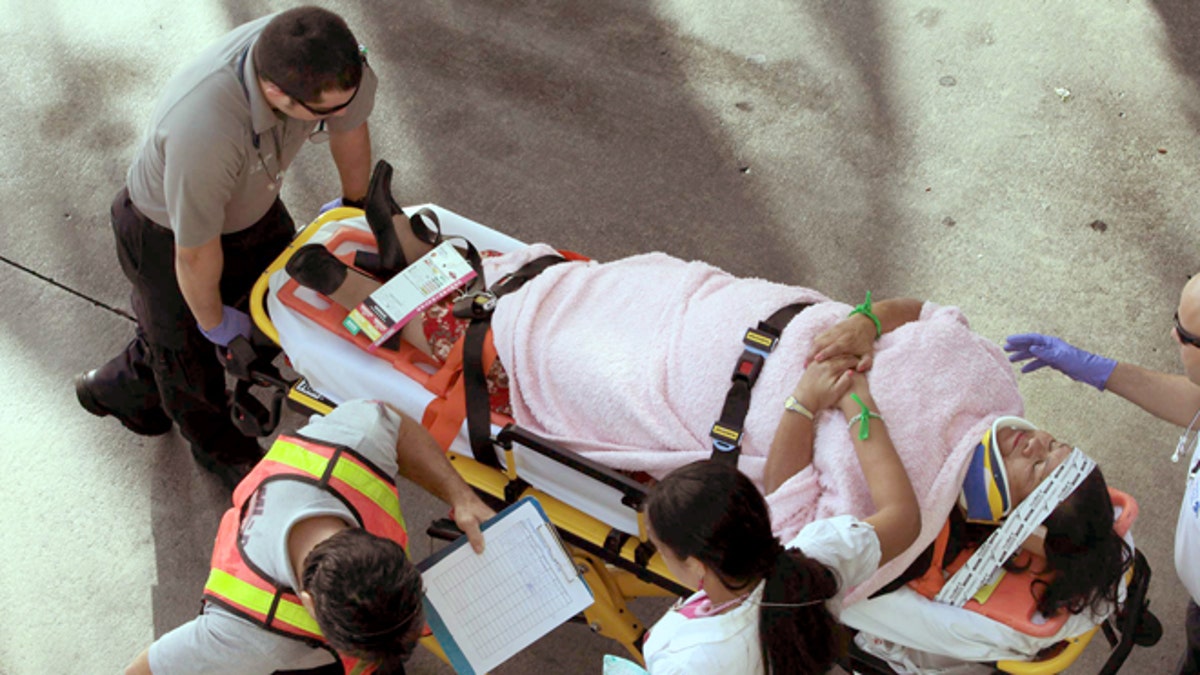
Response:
[302,528,423,671]
[646,461,846,673]
[255,6,363,102]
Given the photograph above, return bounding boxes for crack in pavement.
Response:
[0,254,135,322]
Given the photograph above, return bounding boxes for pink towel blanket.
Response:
[484,245,1023,603]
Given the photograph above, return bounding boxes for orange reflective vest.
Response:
[202,434,409,673]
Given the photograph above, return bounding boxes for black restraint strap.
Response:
[710,302,813,466]
[458,254,568,467]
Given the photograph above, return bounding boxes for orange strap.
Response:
[908,520,952,600]
[420,329,498,451]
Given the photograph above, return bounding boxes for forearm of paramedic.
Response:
[176,237,225,331]
[392,407,475,505]
[329,122,371,203]
[1105,361,1200,428]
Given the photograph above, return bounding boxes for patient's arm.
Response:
[839,376,922,566]
[808,297,924,371]
[763,357,854,494]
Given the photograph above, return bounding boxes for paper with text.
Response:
[419,497,594,674]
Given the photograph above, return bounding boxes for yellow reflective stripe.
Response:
[205,568,323,636]
[268,439,404,526]
[266,439,331,480]
[329,456,404,525]
[272,594,323,636]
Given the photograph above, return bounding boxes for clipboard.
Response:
[418,496,594,674]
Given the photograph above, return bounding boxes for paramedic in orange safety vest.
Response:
[124,399,494,675]
[1005,273,1200,675]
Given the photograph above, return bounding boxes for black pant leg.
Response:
[106,190,293,460]
[84,190,170,419]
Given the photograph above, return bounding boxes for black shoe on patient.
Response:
[74,369,173,436]
[286,244,350,297]
[364,159,442,279]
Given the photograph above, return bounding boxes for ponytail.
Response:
[759,546,846,674]
[646,461,847,674]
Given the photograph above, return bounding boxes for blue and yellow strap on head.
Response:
[958,415,1035,524]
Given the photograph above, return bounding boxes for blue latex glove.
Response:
[318,197,344,215]
[199,305,252,347]
[1004,333,1117,391]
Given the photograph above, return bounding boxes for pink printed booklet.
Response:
[342,241,477,350]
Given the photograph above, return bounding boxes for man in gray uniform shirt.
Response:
[75,7,377,486]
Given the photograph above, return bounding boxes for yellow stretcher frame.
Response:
[251,210,1157,674]
[250,209,683,668]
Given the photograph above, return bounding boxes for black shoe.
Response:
[364,160,442,278]
[75,370,173,436]
[286,244,351,297]
[365,160,409,276]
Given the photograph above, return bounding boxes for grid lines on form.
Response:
[437,521,573,659]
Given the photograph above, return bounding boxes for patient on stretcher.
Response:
[279,166,1132,667]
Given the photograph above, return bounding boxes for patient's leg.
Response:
[286,244,433,355]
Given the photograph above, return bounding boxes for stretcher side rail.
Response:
[496,425,649,511]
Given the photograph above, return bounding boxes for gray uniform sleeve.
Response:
[160,81,247,248]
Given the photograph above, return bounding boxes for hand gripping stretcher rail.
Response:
[244,205,1160,674]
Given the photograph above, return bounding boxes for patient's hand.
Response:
[809,314,878,372]
[794,357,856,412]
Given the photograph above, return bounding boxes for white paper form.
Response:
[419,497,594,674]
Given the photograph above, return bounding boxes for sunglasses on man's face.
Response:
[286,83,359,116]
[1175,312,1200,348]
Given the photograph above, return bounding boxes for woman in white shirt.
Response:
[641,364,921,674]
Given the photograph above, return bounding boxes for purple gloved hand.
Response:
[199,305,252,347]
[318,197,344,215]
[1004,333,1117,391]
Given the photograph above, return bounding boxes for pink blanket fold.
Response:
[485,246,1022,604]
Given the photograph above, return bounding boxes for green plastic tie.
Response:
[849,392,881,440]
[849,290,883,338]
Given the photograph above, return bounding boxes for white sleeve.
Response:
[787,515,881,595]
[839,535,1134,664]
[147,608,333,674]
[841,586,1105,663]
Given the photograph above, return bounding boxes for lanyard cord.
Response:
[235,44,283,187]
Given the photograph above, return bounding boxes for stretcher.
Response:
[247,206,1158,673]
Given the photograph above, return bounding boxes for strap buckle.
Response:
[743,327,779,356]
[452,291,497,320]
[710,422,743,448]
[731,350,765,385]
